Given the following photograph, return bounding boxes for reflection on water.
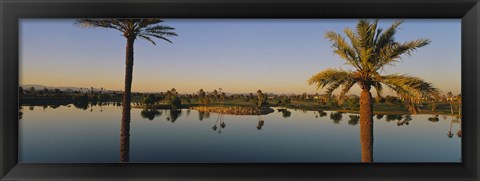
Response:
[74,102,89,110]
[140,109,162,120]
[317,110,327,118]
[168,109,182,122]
[212,114,227,134]
[277,109,291,118]
[376,114,384,120]
[428,115,440,122]
[348,115,360,126]
[399,115,412,126]
[379,114,413,126]
[448,116,462,138]
[198,111,210,121]
[19,104,461,163]
[385,114,402,122]
[256,116,265,130]
[330,112,343,124]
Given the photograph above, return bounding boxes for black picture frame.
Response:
[1,0,479,180]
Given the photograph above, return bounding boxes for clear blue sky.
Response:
[20,19,461,95]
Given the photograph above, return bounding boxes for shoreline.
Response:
[20,98,460,116]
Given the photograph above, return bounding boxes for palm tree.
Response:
[76,19,177,162]
[446,92,454,115]
[457,94,462,117]
[308,19,440,162]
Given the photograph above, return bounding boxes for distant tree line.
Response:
[20,86,461,115]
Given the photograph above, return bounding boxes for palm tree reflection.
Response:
[318,110,327,117]
[380,114,411,126]
[456,116,462,138]
[397,115,411,126]
[375,114,384,120]
[212,114,226,134]
[19,106,23,120]
[386,114,403,122]
[277,108,291,118]
[348,115,360,126]
[257,116,265,130]
[198,111,210,121]
[330,112,343,124]
[428,115,440,122]
[448,115,462,138]
[141,109,162,120]
[447,115,455,138]
[168,109,182,122]
[74,102,89,110]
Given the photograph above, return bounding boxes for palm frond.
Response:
[397,38,431,56]
[144,25,175,32]
[375,38,430,70]
[138,35,157,45]
[372,81,383,99]
[308,69,357,94]
[77,18,177,45]
[343,20,376,72]
[143,33,175,43]
[372,28,383,47]
[76,19,125,32]
[325,78,347,95]
[138,24,177,44]
[380,74,440,97]
[375,20,404,50]
[378,74,440,114]
[325,31,362,70]
[339,79,357,97]
[137,19,164,29]
[356,19,377,49]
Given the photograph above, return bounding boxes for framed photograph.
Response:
[1,0,479,180]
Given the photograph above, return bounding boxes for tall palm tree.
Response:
[446,92,454,115]
[76,19,177,162]
[457,94,462,117]
[308,19,440,162]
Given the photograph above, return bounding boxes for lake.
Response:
[19,103,461,163]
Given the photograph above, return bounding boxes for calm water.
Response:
[19,104,461,163]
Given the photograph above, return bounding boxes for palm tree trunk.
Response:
[120,37,135,162]
[360,88,374,162]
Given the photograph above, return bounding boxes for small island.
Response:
[191,106,274,115]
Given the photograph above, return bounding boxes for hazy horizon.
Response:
[20,19,461,95]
